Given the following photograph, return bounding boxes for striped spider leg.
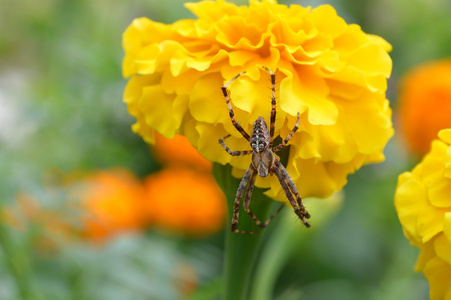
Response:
[219,67,310,234]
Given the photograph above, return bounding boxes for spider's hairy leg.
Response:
[231,166,258,234]
[274,161,311,227]
[241,168,261,231]
[222,72,251,141]
[275,161,310,218]
[260,66,277,147]
[219,134,253,156]
[232,171,288,234]
[273,112,300,152]
[254,202,286,230]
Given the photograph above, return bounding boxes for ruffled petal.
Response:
[434,234,451,265]
[394,172,429,244]
[423,257,451,300]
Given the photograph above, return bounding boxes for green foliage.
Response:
[1,0,449,299]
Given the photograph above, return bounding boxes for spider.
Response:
[219,66,311,234]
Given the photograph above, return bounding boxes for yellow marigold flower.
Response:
[395,129,451,299]
[123,0,393,199]
[398,59,451,156]
[143,168,226,235]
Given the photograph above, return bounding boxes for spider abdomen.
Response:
[250,117,270,153]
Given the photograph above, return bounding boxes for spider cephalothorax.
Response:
[219,67,310,234]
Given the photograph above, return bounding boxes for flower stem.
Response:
[249,208,297,300]
[213,163,273,300]
[249,194,343,300]
[0,223,33,300]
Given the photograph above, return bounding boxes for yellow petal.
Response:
[439,129,451,144]
[366,34,392,52]
[215,16,266,49]
[347,43,392,78]
[418,204,445,244]
[193,122,249,168]
[227,70,286,134]
[394,172,428,244]
[280,65,337,125]
[188,72,229,124]
[135,44,159,74]
[336,91,393,155]
[439,129,451,179]
[422,143,451,207]
[185,0,240,22]
[415,240,436,271]
[443,213,451,241]
[139,85,181,138]
[423,257,451,300]
[309,5,347,39]
[434,234,451,265]
[427,177,451,208]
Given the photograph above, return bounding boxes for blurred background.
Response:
[1,0,451,299]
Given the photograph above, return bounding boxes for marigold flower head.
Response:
[395,129,451,299]
[75,169,149,241]
[123,0,393,200]
[398,59,451,156]
[143,168,226,235]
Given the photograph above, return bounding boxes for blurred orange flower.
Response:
[143,168,226,235]
[77,169,148,241]
[153,133,211,171]
[3,165,226,246]
[1,169,149,246]
[398,59,451,156]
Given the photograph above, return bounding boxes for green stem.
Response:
[249,209,296,300]
[250,194,343,300]
[0,223,32,300]
[213,163,273,300]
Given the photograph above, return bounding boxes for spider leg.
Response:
[237,168,284,233]
[260,66,277,147]
[219,134,253,156]
[231,166,258,234]
[275,161,310,218]
[273,112,300,152]
[222,72,251,141]
[241,167,261,232]
[273,161,310,227]
[258,202,286,229]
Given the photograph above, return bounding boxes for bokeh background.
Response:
[2,0,451,299]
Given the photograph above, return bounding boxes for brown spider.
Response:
[219,66,311,234]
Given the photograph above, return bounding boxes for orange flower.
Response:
[78,169,148,241]
[153,133,211,171]
[3,166,225,248]
[143,168,226,235]
[398,59,451,156]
